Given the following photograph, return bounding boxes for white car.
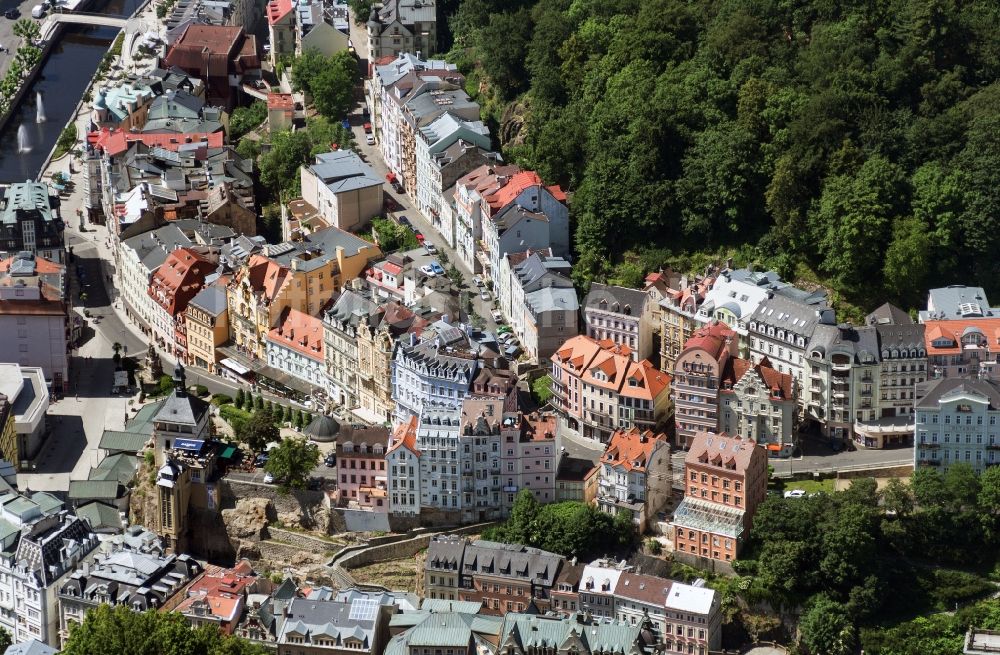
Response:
[419,264,436,277]
[423,241,437,254]
[491,309,504,323]
[480,290,491,301]
[473,275,484,287]
[263,471,275,484]
[783,489,806,499]
[365,134,375,146]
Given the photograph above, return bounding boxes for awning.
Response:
[257,365,315,395]
[220,358,250,376]
[766,443,782,451]
[219,445,237,460]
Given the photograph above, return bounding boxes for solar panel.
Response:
[349,598,379,622]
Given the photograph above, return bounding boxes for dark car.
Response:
[4,8,19,18]
[397,215,411,227]
[324,453,336,467]
[254,453,269,467]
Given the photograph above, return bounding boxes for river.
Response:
[0,0,140,182]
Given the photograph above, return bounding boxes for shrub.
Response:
[219,405,253,436]
[193,385,209,397]
[647,539,663,555]
[211,393,233,406]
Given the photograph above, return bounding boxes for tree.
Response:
[13,18,40,42]
[62,603,267,655]
[347,0,372,23]
[311,51,357,120]
[281,404,292,424]
[258,129,312,199]
[291,48,326,95]
[614,509,636,548]
[240,410,279,453]
[235,388,245,410]
[229,100,267,140]
[254,395,264,412]
[799,596,857,655]
[531,375,554,405]
[880,478,914,517]
[265,437,320,488]
[0,627,10,653]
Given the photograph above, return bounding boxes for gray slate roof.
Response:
[3,639,59,655]
[806,324,880,364]
[309,150,383,194]
[585,283,647,316]
[915,377,1000,410]
[154,383,209,427]
[750,292,831,339]
[188,285,228,316]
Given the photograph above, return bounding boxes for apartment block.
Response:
[697,268,792,352]
[914,377,1000,473]
[658,272,715,371]
[550,335,671,443]
[672,431,767,562]
[424,537,562,615]
[747,288,833,395]
[594,427,671,531]
[584,284,655,362]
[366,0,437,61]
[672,322,738,448]
[387,416,421,516]
[299,150,384,233]
[323,289,377,408]
[719,357,795,455]
[0,183,64,265]
[147,247,215,362]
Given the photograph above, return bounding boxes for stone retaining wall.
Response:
[221,479,326,519]
[268,527,340,555]
[339,522,497,570]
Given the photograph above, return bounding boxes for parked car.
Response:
[783,489,806,499]
[473,275,484,287]
[263,471,275,484]
[253,453,269,467]
[430,261,445,276]
[366,134,375,146]
[423,241,437,254]
[491,309,504,323]
[4,8,19,18]
[363,122,372,133]
[419,264,437,277]
[324,453,336,467]
[341,118,350,130]
[480,289,491,301]
[414,231,425,243]
[397,215,411,227]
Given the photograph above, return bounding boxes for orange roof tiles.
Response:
[148,248,213,316]
[602,427,667,473]
[483,170,567,214]
[388,415,420,455]
[924,319,1000,356]
[87,127,225,157]
[267,92,294,111]
[268,308,324,361]
[552,335,670,401]
[266,0,293,24]
[240,254,290,301]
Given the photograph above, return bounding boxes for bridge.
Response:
[47,12,128,28]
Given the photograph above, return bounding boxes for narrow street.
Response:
[346,6,498,331]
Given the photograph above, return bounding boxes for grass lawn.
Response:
[777,478,837,494]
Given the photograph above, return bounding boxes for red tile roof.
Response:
[924,319,1000,356]
[602,427,667,473]
[148,248,214,316]
[388,415,420,455]
[267,92,294,111]
[680,321,737,362]
[552,335,670,401]
[240,254,290,301]
[87,127,224,156]
[268,308,324,361]
[266,0,294,24]
[483,170,567,215]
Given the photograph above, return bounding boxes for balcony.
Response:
[920,442,941,449]
[987,443,1000,450]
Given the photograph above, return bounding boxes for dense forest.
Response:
[443,0,1000,309]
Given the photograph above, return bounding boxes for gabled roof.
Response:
[601,427,667,473]
[685,431,761,474]
[266,0,294,24]
[388,415,420,456]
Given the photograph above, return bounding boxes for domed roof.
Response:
[304,414,340,442]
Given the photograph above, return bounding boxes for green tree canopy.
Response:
[240,409,279,453]
[265,437,319,488]
[230,100,267,140]
[62,604,267,655]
